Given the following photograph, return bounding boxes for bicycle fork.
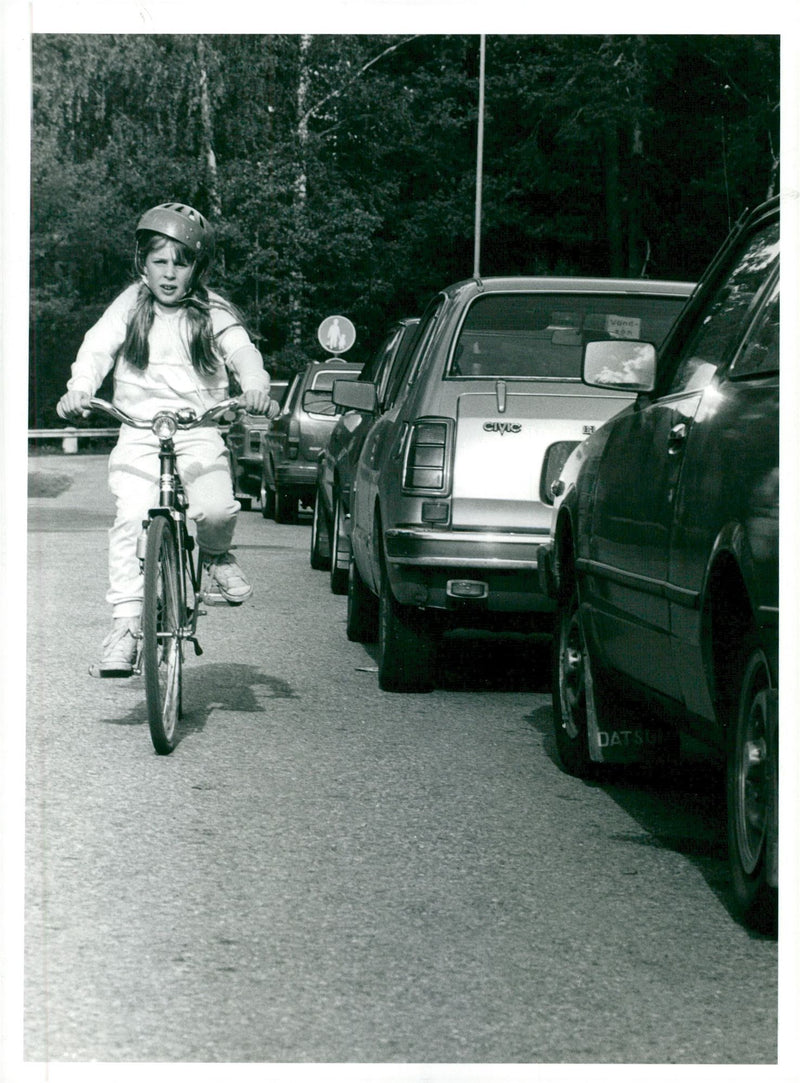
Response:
[135,511,205,676]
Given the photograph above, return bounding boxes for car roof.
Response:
[305,358,363,368]
[440,276,696,302]
[302,358,362,378]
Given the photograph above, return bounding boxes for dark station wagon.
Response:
[260,358,362,523]
[539,198,780,928]
[311,317,420,593]
[335,275,694,693]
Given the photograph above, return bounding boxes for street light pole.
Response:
[473,34,486,280]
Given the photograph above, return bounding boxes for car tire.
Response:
[260,463,275,519]
[378,571,436,693]
[552,583,595,777]
[275,485,296,524]
[726,644,777,930]
[329,498,349,595]
[310,491,331,570]
[346,556,378,643]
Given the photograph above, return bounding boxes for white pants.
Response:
[106,425,239,618]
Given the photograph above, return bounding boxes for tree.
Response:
[29,33,779,426]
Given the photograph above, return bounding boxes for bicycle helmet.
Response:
[136,202,214,258]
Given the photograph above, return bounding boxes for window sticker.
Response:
[606,314,642,340]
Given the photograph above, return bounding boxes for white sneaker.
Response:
[202,552,253,605]
[90,617,140,678]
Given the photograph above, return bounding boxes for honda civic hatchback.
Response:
[335,275,694,692]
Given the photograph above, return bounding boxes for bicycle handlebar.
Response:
[87,397,246,430]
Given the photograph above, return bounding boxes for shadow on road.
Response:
[103,663,299,742]
[525,702,776,939]
[437,631,551,692]
[358,631,552,693]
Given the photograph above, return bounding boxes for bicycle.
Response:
[88,396,248,755]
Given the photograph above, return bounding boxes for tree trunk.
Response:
[290,34,312,347]
[627,118,645,276]
[603,121,625,276]
[197,38,221,219]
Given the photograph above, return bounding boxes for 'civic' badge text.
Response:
[483,421,522,435]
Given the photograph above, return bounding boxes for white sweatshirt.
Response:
[67,283,270,416]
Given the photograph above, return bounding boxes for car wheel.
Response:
[260,463,275,519]
[310,491,331,570]
[552,584,594,777]
[274,485,296,524]
[346,556,378,643]
[726,645,777,929]
[329,498,349,595]
[378,571,436,693]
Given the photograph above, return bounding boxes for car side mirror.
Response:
[332,379,378,413]
[302,388,337,416]
[582,340,657,393]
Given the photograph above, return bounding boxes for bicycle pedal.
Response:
[201,589,228,607]
[189,638,204,657]
[89,663,135,679]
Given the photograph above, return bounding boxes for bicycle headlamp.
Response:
[152,412,178,439]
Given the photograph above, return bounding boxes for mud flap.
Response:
[764,688,778,889]
[584,649,677,765]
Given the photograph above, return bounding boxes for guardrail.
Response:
[28,428,119,453]
[29,426,232,453]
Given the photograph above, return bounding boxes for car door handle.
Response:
[667,422,688,454]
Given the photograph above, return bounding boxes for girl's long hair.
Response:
[120,233,245,375]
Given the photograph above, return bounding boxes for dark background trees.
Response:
[29,33,779,426]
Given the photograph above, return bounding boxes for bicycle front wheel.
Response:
[143,515,184,754]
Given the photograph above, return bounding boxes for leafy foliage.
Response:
[30,33,779,425]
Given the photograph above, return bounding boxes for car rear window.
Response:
[310,368,360,391]
[447,292,688,379]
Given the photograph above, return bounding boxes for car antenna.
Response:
[472,34,486,288]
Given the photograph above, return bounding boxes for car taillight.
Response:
[403,419,451,491]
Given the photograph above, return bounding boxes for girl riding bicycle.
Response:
[57,202,273,678]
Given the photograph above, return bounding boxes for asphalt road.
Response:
[18,452,782,1075]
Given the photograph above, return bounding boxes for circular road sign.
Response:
[318,315,356,355]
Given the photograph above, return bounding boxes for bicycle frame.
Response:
[138,432,201,670]
[88,396,244,670]
[82,396,256,753]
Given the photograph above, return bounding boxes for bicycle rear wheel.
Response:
[143,515,183,754]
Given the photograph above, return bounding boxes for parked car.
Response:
[261,358,363,523]
[538,198,779,928]
[311,317,420,592]
[225,379,288,511]
[335,275,694,692]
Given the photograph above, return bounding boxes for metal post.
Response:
[62,428,78,454]
[473,34,486,280]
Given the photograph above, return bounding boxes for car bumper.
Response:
[274,461,317,490]
[236,454,262,475]
[383,526,554,616]
[385,526,546,568]
[232,455,263,493]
